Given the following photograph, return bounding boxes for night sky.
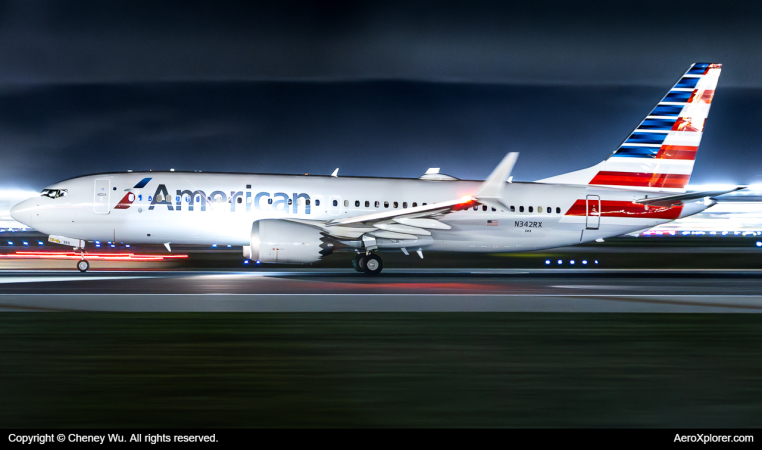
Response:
[2,0,761,190]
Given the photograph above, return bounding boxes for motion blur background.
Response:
[2,0,762,428]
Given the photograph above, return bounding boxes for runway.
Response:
[1,269,762,312]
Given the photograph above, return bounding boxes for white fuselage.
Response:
[10,171,708,254]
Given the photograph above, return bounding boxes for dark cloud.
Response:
[0,1,758,190]
[1,82,758,190]
[0,0,759,86]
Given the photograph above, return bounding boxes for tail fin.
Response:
[538,63,722,192]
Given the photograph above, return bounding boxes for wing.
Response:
[290,153,518,241]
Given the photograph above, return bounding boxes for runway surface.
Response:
[1,269,761,312]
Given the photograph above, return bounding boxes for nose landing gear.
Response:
[352,253,383,275]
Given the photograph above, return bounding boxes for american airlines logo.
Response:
[115,180,312,214]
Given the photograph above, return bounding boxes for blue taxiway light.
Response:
[582,260,588,265]
[256,260,261,264]
[545,260,551,265]
[227,244,232,248]
[557,260,562,265]
[244,259,250,264]
[7,241,12,245]
[595,260,599,264]
[212,244,217,248]
[570,260,575,265]
[37,241,43,245]
[22,241,28,246]
[125,244,130,248]
[757,242,762,247]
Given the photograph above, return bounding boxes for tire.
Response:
[352,254,365,272]
[362,254,383,275]
[77,260,90,272]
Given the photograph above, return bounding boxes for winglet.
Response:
[164,242,171,252]
[475,152,519,201]
[331,168,339,177]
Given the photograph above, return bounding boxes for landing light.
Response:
[461,195,473,203]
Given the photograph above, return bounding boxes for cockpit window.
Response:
[40,189,67,198]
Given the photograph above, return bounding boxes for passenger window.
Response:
[403,202,408,208]
[519,206,524,212]
[528,206,533,213]
[316,199,320,206]
[492,207,496,211]
[473,205,478,211]
[268,198,273,205]
[333,200,338,207]
[384,201,389,208]
[139,195,143,201]
[365,201,369,207]
[195,196,199,202]
[556,207,560,213]
[148,196,153,202]
[355,200,360,207]
[393,202,398,208]
[237,197,242,204]
[288,199,293,205]
[297,198,303,205]
[538,206,542,212]
[246,184,251,189]
[510,206,515,212]
[156,194,163,202]
[422,203,427,206]
[482,205,487,211]
[306,199,311,206]
[547,207,551,213]
[412,202,417,207]
[344,200,349,207]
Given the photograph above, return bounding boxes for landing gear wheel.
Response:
[361,254,383,275]
[352,254,365,272]
[77,260,90,272]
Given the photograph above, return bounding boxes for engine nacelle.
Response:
[244,219,332,264]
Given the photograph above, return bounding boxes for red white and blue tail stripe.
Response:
[539,63,721,192]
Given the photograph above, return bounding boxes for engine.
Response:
[244,219,333,264]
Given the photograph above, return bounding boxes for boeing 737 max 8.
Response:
[10,63,738,273]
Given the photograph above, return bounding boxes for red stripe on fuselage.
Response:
[589,172,690,189]
[565,200,683,220]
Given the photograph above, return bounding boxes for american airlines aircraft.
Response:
[10,63,737,274]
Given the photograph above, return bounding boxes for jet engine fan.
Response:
[244,219,333,264]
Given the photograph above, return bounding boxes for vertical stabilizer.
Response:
[538,63,722,192]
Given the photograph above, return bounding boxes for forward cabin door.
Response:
[585,195,600,229]
[94,179,111,214]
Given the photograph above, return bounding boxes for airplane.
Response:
[10,62,738,274]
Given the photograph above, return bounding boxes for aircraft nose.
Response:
[10,200,33,227]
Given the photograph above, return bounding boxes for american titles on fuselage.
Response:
[143,184,313,214]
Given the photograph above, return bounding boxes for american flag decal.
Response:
[487,220,498,226]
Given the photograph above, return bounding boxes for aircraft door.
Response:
[586,195,600,229]
[329,195,342,216]
[94,179,111,214]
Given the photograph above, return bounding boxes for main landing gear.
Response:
[77,259,90,272]
[352,253,383,275]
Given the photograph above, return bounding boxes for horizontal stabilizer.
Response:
[634,187,744,207]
